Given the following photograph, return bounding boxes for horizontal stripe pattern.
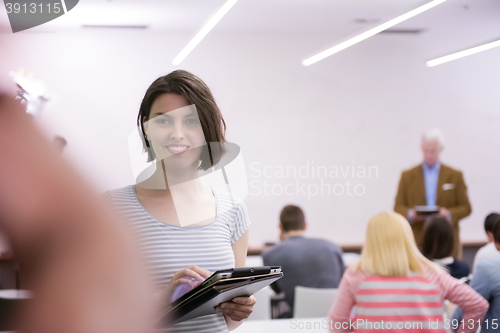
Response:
[355,329,446,333]
[356,295,441,302]
[354,270,445,324]
[329,266,488,333]
[355,321,446,330]
[357,289,440,295]
[355,306,444,316]
[107,185,251,333]
[358,282,438,290]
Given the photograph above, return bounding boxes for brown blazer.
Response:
[394,163,472,258]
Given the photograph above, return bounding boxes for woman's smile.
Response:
[165,144,189,155]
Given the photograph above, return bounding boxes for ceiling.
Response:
[0,0,499,50]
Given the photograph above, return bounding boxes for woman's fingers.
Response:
[231,296,256,306]
[215,306,251,321]
[215,296,256,321]
[188,266,212,279]
[171,278,198,288]
[172,267,205,283]
[164,266,211,304]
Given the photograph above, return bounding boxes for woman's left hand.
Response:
[215,295,256,321]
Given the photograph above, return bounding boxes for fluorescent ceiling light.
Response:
[426,39,500,67]
[173,0,238,65]
[302,0,447,66]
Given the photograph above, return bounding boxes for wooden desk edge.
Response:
[248,241,488,256]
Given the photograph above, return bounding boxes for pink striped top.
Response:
[329,266,488,333]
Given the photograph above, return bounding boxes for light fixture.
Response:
[173,0,238,65]
[426,39,500,67]
[302,0,447,66]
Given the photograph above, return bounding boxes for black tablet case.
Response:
[161,266,283,324]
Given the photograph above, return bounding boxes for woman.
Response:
[422,216,470,279]
[106,70,255,332]
[329,212,487,333]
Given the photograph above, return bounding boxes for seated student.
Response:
[452,219,500,333]
[472,212,500,272]
[421,216,470,279]
[262,205,345,318]
[329,212,487,333]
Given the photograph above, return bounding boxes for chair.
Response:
[247,286,272,320]
[293,286,338,318]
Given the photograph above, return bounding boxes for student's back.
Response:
[446,259,469,279]
[328,212,487,333]
[452,221,500,333]
[263,235,345,317]
[331,266,486,333]
[422,216,470,279]
[472,212,500,272]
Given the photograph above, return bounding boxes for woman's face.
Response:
[144,93,206,170]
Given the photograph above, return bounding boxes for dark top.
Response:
[446,260,470,279]
[262,236,345,318]
[452,256,500,333]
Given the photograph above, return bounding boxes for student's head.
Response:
[484,213,500,243]
[355,211,438,276]
[493,218,500,251]
[279,205,307,235]
[422,216,454,260]
[137,70,226,171]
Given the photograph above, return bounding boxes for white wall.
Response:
[1,29,499,247]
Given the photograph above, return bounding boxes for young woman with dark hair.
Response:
[106,70,255,332]
[422,216,470,279]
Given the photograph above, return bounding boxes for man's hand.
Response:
[215,295,256,321]
[412,210,426,222]
[439,207,451,221]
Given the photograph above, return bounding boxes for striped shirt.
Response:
[329,266,488,333]
[106,185,251,333]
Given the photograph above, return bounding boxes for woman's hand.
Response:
[215,295,256,322]
[159,266,212,305]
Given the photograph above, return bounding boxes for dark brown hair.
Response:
[280,205,306,232]
[493,217,500,244]
[484,213,500,233]
[422,216,454,259]
[137,70,226,170]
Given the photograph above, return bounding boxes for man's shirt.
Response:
[423,161,441,206]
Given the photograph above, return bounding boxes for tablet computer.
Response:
[415,205,440,214]
[160,266,283,324]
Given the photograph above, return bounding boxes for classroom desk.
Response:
[233,317,329,333]
[249,241,487,268]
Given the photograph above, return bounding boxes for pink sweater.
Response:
[329,266,488,333]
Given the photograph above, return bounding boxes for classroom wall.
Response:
[1,27,499,247]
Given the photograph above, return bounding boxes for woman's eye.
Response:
[186,118,200,126]
[154,117,170,125]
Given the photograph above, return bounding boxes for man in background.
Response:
[394,128,471,258]
[472,213,500,272]
[262,205,345,318]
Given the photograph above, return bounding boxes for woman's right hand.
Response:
[159,266,212,305]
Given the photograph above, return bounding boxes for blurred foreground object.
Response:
[0,92,155,333]
[8,70,50,117]
[52,135,67,153]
